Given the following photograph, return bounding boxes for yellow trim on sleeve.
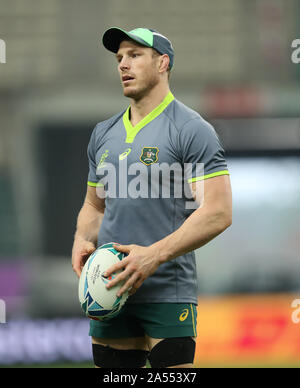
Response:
[87,181,104,187]
[188,170,229,183]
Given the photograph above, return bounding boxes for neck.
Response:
[129,83,171,126]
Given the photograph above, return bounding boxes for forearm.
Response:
[106,205,232,296]
[152,206,232,264]
[74,200,104,246]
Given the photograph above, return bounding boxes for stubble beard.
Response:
[122,72,159,102]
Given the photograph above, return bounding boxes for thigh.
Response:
[139,303,198,339]
[89,303,145,340]
[138,303,198,368]
[90,304,149,368]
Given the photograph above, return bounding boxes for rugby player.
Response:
[72,27,232,368]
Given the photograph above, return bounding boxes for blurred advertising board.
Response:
[0,294,300,366]
[195,293,300,367]
[203,87,300,117]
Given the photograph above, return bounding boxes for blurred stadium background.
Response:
[1,0,300,368]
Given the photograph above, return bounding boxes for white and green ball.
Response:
[78,243,129,321]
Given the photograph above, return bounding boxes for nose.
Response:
[119,56,130,71]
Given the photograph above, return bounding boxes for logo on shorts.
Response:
[140,147,159,166]
[179,309,189,322]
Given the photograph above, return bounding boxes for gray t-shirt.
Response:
[87,92,229,304]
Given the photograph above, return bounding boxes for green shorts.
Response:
[89,303,197,339]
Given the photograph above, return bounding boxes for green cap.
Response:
[102,27,174,69]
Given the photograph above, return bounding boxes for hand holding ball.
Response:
[78,243,129,320]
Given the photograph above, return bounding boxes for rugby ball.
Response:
[78,242,129,321]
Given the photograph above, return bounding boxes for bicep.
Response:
[85,185,106,214]
[190,175,232,215]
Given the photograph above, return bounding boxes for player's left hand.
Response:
[103,244,161,297]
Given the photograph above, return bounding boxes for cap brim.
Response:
[102,27,152,53]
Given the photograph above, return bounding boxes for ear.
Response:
[159,54,170,74]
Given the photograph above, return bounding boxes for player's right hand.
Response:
[72,237,96,278]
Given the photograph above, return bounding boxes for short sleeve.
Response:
[178,118,229,183]
[87,126,99,187]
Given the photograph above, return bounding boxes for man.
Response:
[72,27,232,368]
